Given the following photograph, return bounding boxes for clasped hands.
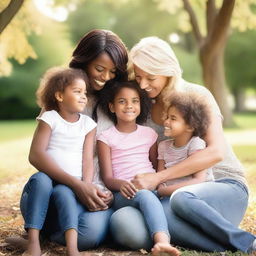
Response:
[73,180,113,212]
[121,172,160,199]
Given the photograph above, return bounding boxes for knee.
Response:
[110,206,152,250]
[171,191,193,213]
[29,172,53,191]
[135,189,155,200]
[52,185,74,201]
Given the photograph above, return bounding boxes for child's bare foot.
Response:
[25,240,41,256]
[5,236,28,251]
[151,242,180,256]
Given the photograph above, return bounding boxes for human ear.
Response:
[109,103,115,113]
[55,91,63,102]
[186,126,194,133]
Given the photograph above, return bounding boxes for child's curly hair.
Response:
[164,92,210,138]
[98,80,151,124]
[36,67,88,111]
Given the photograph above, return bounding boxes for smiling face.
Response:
[56,78,87,114]
[133,65,169,99]
[85,52,116,91]
[109,87,141,124]
[163,106,193,139]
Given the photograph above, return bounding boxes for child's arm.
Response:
[157,159,166,172]
[97,140,137,199]
[149,142,158,170]
[82,128,96,183]
[157,169,207,197]
[29,121,107,210]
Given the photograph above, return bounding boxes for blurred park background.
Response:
[1,1,256,255]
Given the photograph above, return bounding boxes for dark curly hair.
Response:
[164,92,210,138]
[98,80,151,124]
[36,67,88,112]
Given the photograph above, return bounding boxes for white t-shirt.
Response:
[158,136,214,185]
[97,125,157,181]
[37,110,97,179]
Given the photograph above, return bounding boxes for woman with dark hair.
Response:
[7,29,129,255]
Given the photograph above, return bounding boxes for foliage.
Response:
[155,0,256,35]
[0,18,72,119]
[67,0,179,49]
[0,0,42,76]
[225,30,256,92]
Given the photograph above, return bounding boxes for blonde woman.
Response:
[110,37,256,253]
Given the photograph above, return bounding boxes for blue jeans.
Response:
[20,172,113,250]
[110,179,255,252]
[113,190,169,240]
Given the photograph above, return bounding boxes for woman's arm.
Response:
[97,140,137,198]
[29,121,107,210]
[157,169,207,197]
[149,142,158,170]
[132,113,225,190]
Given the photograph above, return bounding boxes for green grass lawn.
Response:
[0,120,36,142]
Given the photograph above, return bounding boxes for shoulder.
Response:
[188,136,206,153]
[137,125,158,142]
[179,79,212,96]
[37,110,59,127]
[97,125,115,138]
[80,114,97,126]
[158,139,172,149]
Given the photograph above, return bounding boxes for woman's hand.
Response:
[120,181,138,199]
[131,173,160,190]
[73,180,108,211]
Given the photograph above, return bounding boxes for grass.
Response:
[0,120,36,142]
[0,112,256,255]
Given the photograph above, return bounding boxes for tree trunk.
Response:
[233,88,246,112]
[200,46,234,127]
[0,0,24,34]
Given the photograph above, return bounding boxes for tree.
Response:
[0,0,24,34]
[0,0,42,76]
[156,0,256,126]
[225,30,256,112]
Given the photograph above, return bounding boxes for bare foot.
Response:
[5,236,28,251]
[26,239,41,256]
[151,242,180,256]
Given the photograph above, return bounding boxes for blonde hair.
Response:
[129,37,182,101]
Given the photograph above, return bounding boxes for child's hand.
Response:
[73,180,108,211]
[101,190,114,207]
[120,181,138,199]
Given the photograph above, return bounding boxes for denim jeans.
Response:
[20,172,113,250]
[110,179,255,252]
[113,189,169,240]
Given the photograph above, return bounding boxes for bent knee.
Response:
[171,191,194,211]
[110,207,152,250]
[30,172,53,190]
[135,189,155,199]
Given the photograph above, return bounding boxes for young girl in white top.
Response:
[157,92,214,197]
[97,81,180,256]
[23,67,98,256]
